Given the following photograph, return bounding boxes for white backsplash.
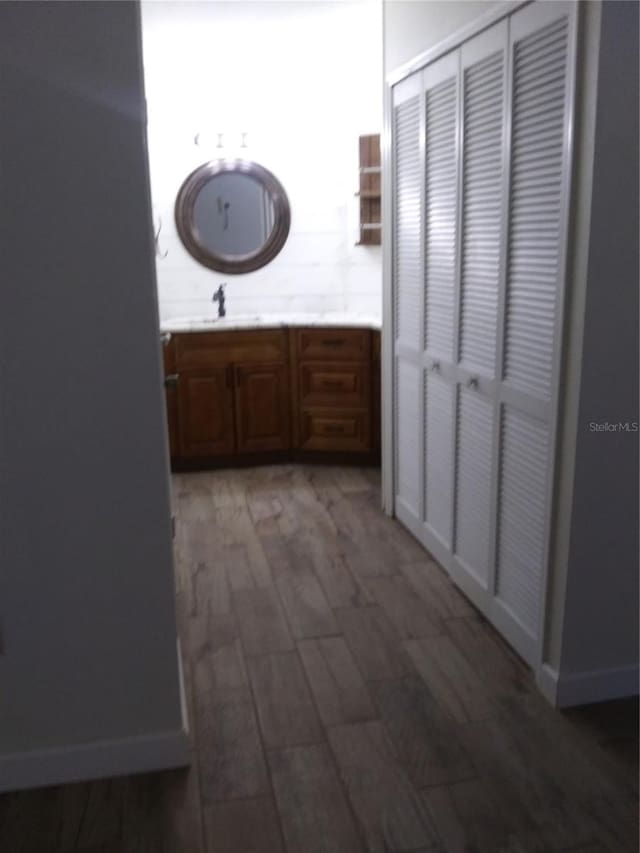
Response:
[141,1,383,325]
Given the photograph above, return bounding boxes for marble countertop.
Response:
[160,312,382,333]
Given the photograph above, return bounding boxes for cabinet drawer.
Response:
[300,408,370,452]
[299,362,369,407]
[175,329,288,368]
[296,328,370,362]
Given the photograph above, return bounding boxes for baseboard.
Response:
[536,662,560,705]
[0,728,190,794]
[177,636,190,735]
[554,663,639,708]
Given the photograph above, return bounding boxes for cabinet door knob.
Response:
[164,373,179,388]
[431,361,440,372]
[467,376,479,389]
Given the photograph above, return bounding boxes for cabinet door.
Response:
[178,368,235,457]
[234,363,290,453]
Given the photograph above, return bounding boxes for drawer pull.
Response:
[323,425,346,435]
[322,338,345,347]
[321,379,345,389]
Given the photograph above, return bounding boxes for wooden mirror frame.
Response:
[174,159,291,274]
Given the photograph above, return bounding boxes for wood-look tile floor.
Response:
[1,466,637,853]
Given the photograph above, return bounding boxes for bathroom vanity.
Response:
[162,319,381,470]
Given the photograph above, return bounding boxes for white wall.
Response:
[0,0,187,790]
[141,0,383,323]
[383,0,506,74]
[557,0,639,694]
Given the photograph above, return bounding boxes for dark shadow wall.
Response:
[0,0,186,784]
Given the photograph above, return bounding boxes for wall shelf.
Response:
[357,134,381,245]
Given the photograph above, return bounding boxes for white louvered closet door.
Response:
[421,51,460,569]
[450,22,507,610]
[393,73,423,526]
[391,0,576,667]
[491,0,575,663]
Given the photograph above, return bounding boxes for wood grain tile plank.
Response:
[298,637,376,725]
[247,651,324,749]
[196,686,270,803]
[232,586,294,655]
[367,576,444,639]
[372,676,475,788]
[336,606,415,681]
[215,507,273,587]
[458,715,619,853]
[192,613,249,693]
[275,572,339,639]
[328,721,440,853]
[268,744,366,853]
[400,560,475,620]
[445,616,532,702]
[203,797,284,853]
[405,635,494,723]
[422,779,522,853]
[310,549,375,609]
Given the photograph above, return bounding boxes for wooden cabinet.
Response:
[162,326,380,469]
[234,363,290,453]
[162,337,180,462]
[357,134,381,246]
[293,328,373,454]
[372,331,381,452]
[178,368,235,457]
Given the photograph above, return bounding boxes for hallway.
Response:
[0,466,637,851]
[169,465,639,852]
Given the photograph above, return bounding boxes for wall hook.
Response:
[154,217,168,259]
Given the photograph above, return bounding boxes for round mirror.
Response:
[175,159,290,274]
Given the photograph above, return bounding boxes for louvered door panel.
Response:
[492,1,574,664]
[424,74,458,361]
[503,14,569,401]
[449,22,507,611]
[396,361,421,515]
[424,372,454,550]
[390,3,576,671]
[454,387,494,586]
[393,75,423,527]
[394,94,422,351]
[495,407,548,636]
[459,49,504,376]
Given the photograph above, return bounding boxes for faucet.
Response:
[212,283,226,318]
